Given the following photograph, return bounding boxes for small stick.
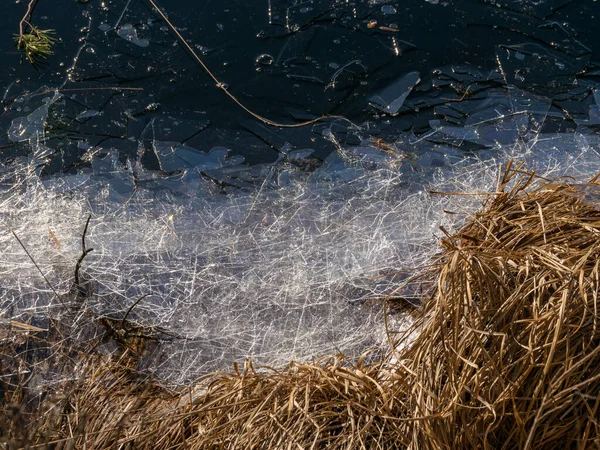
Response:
[80,214,91,253]
[18,0,39,42]
[73,215,93,297]
[121,293,152,330]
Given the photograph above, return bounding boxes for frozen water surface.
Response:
[1,0,600,383]
[4,106,600,383]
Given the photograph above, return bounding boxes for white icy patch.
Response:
[3,106,600,382]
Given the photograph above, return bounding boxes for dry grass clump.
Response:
[41,355,398,449]
[3,164,600,449]
[394,165,600,448]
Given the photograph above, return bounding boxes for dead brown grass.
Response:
[3,163,600,449]
[394,164,600,449]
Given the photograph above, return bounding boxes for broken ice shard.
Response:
[117,24,149,48]
[478,0,573,20]
[369,71,420,116]
[76,109,101,122]
[8,93,61,143]
[155,142,245,172]
[495,43,589,92]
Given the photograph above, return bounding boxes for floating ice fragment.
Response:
[495,43,588,91]
[478,0,572,19]
[288,149,315,161]
[594,89,600,107]
[76,109,101,122]
[8,94,61,143]
[586,105,600,126]
[428,89,551,147]
[117,24,149,48]
[428,120,482,145]
[369,71,420,115]
[202,167,255,189]
[155,142,244,172]
[574,89,600,126]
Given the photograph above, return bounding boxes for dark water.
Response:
[2,0,599,173]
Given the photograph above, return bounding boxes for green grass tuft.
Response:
[14,26,56,65]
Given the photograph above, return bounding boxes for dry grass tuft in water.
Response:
[2,163,600,449]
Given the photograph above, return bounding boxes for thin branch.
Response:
[18,0,39,40]
[73,215,93,297]
[121,294,152,330]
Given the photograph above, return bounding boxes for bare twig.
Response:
[121,293,152,330]
[73,214,93,298]
[18,0,39,41]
